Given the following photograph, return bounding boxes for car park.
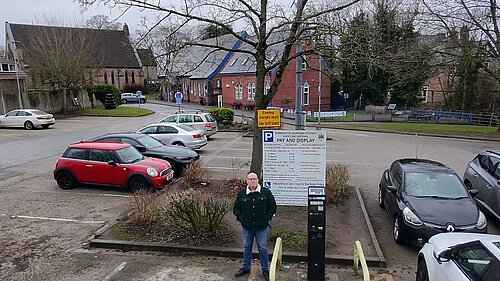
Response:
[89,132,199,177]
[137,123,207,149]
[378,158,487,247]
[53,141,174,191]
[158,112,218,138]
[0,109,55,130]
[464,150,500,222]
[416,233,500,281]
[121,92,146,104]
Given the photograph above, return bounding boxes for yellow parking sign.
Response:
[257,109,281,128]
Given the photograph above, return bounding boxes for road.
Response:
[0,102,498,281]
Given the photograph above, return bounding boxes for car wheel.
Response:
[378,187,385,208]
[41,124,50,129]
[128,176,150,192]
[172,142,185,147]
[121,99,127,104]
[393,216,402,244]
[416,258,429,281]
[56,171,76,189]
[24,121,34,130]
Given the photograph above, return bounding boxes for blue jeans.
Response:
[242,227,269,271]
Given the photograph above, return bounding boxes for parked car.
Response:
[121,92,146,104]
[378,158,487,247]
[158,112,218,138]
[137,123,207,149]
[53,141,174,191]
[416,233,500,281]
[0,109,55,130]
[464,150,500,222]
[89,132,199,177]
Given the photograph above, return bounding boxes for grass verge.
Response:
[83,106,154,117]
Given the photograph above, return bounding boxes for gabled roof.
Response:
[137,48,157,66]
[171,33,245,79]
[8,23,141,68]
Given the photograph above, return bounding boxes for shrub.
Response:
[325,162,351,204]
[128,189,159,226]
[208,108,234,125]
[161,189,229,236]
[182,160,208,187]
[87,85,121,106]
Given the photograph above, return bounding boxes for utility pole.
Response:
[294,0,304,130]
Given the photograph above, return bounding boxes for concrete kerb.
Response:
[87,179,386,268]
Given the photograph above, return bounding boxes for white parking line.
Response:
[1,214,105,224]
[104,262,127,280]
[205,166,251,171]
[33,190,132,198]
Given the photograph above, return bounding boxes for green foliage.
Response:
[161,189,229,236]
[87,85,121,105]
[208,108,234,125]
[325,163,351,204]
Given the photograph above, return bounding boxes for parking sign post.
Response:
[175,91,183,113]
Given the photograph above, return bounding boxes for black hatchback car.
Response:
[90,133,199,177]
[378,159,487,247]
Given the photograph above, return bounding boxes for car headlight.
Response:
[146,167,158,177]
[403,207,423,226]
[476,211,487,229]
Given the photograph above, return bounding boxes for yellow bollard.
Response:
[353,240,370,281]
[269,237,283,281]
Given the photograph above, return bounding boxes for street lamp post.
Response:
[14,57,22,109]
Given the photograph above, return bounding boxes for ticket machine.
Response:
[307,186,326,281]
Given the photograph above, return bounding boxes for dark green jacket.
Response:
[233,187,277,230]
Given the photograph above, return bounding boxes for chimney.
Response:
[123,23,129,36]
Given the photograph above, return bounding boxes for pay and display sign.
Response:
[262,130,327,206]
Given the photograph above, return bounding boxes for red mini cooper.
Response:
[53,142,174,191]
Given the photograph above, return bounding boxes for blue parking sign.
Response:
[263,131,274,142]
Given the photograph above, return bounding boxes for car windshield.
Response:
[405,172,469,198]
[136,135,164,149]
[116,146,144,164]
[176,124,195,131]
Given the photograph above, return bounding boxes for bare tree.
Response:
[85,14,122,30]
[26,25,98,111]
[79,0,361,175]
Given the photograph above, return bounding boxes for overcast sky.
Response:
[0,0,152,46]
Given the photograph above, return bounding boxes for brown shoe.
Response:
[235,268,250,277]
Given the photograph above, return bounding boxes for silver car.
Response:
[137,123,207,149]
[0,109,55,130]
[463,150,500,221]
[121,92,147,104]
[158,112,218,138]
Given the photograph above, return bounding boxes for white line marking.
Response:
[205,166,251,170]
[4,214,105,224]
[104,262,127,280]
[33,191,132,198]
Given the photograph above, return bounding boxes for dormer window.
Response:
[230,58,238,66]
[241,57,249,66]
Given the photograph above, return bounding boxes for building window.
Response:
[264,81,270,95]
[131,71,135,84]
[9,64,15,71]
[230,58,238,66]
[241,57,249,66]
[302,55,307,70]
[125,70,129,84]
[1,64,8,71]
[247,82,252,100]
[235,82,243,99]
[216,78,221,88]
[251,82,256,100]
[303,82,310,105]
[111,71,115,84]
[420,86,428,103]
[104,72,108,84]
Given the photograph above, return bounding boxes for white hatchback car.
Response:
[158,112,218,138]
[0,109,55,130]
[417,233,500,281]
[137,123,207,150]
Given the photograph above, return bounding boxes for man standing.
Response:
[233,172,277,281]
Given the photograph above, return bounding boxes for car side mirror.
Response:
[387,185,397,193]
[435,248,452,263]
[135,145,146,152]
[469,189,479,197]
[107,160,117,166]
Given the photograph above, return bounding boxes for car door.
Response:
[385,163,403,216]
[474,155,500,216]
[155,125,178,145]
[0,110,20,127]
[63,148,90,182]
[451,241,498,281]
[87,149,125,185]
[192,114,206,131]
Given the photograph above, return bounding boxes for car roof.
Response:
[69,141,130,150]
[92,132,146,139]
[428,233,500,258]
[485,150,500,157]
[396,158,454,173]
